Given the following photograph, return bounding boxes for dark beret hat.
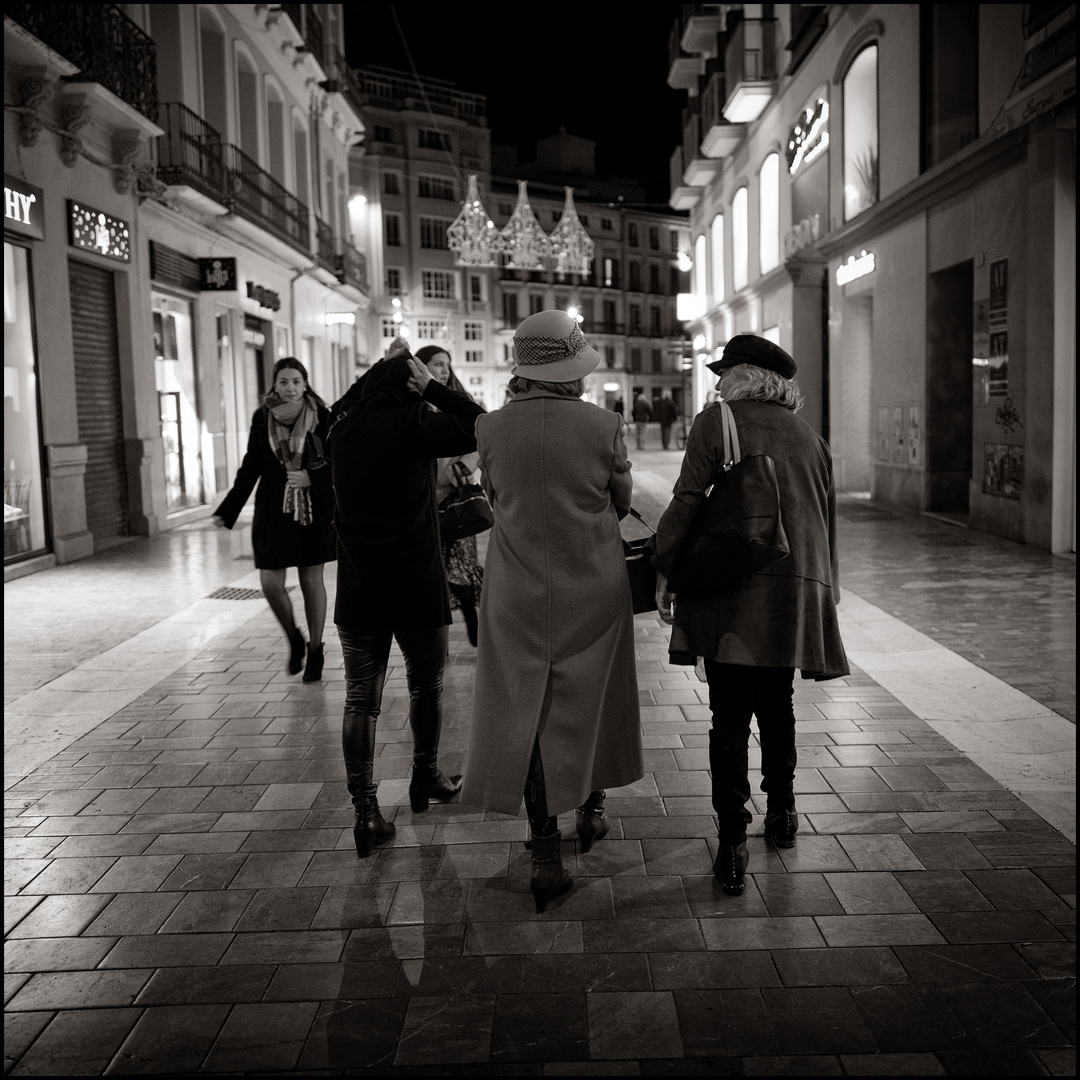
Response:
[706,334,797,379]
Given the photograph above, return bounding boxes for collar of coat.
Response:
[507,388,589,405]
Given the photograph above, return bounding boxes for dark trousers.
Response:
[660,422,674,448]
[337,624,448,808]
[704,662,797,842]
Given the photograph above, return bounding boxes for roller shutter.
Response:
[69,260,129,542]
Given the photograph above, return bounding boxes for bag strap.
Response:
[720,401,741,470]
[627,506,655,532]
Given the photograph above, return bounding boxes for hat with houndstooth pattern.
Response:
[512,309,601,382]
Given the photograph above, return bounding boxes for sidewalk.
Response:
[4,454,1075,1074]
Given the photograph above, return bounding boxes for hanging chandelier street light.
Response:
[500,180,551,270]
[446,174,500,268]
[549,186,594,278]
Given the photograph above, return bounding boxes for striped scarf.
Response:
[267,396,318,525]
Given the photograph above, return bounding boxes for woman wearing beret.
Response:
[213,357,335,682]
[653,334,849,896]
[328,340,483,857]
[463,310,644,912]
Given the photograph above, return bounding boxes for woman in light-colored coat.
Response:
[463,310,643,913]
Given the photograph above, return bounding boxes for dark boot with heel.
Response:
[575,790,609,853]
[408,758,462,813]
[353,796,395,858]
[530,830,573,913]
[764,808,799,848]
[713,839,749,896]
[287,627,306,675]
[302,642,324,683]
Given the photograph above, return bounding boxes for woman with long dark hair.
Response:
[214,357,335,682]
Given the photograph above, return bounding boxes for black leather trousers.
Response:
[337,624,448,808]
[703,662,797,842]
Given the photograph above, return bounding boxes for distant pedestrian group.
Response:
[213,315,848,910]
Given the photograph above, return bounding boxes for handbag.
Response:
[438,460,494,544]
[623,507,658,614]
[667,401,789,599]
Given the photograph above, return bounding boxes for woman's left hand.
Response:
[286,469,311,489]
[406,355,433,396]
[656,573,676,624]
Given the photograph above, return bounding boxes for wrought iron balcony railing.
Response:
[224,143,310,254]
[336,242,368,293]
[156,103,228,204]
[315,217,335,271]
[7,3,158,122]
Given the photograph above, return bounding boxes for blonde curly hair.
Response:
[720,363,804,412]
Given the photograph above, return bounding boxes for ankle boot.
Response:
[529,830,573,913]
[286,627,306,675]
[408,760,462,813]
[764,808,799,848]
[302,642,325,683]
[713,839,749,896]
[353,796,395,858]
[575,790,609,853]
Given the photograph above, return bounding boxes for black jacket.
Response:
[215,403,336,570]
[330,356,482,628]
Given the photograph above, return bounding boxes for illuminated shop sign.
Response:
[4,175,44,240]
[787,97,829,175]
[243,327,266,348]
[324,312,356,326]
[200,257,237,291]
[245,281,281,311]
[68,200,130,262]
[836,250,875,286]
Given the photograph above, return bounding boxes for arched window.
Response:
[710,214,724,305]
[235,49,259,161]
[199,10,227,140]
[843,44,878,221]
[759,153,780,274]
[732,187,748,292]
[292,113,310,207]
[694,233,707,308]
[265,80,286,186]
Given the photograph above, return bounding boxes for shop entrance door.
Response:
[838,293,873,492]
[925,260,974,514]
[69,260,129,544]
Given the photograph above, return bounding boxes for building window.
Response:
[628,223,639,247]
[503,292,519,326]
[292,117,309,206]
[670,228,679,252]
[648,226,660,250]
[464,322,482,341]
[630,304,642,335]
[385,213,401,247]
[629,262,642,292]
[419,217,451,250]
[552,209,562,224]
[530,293,544,315]
[418,175,456,200]
[373,124,394,143]
[629,347,642,372]
[651,307,662,336]
[465,350,483,364]
[416,319,445,339]
[844,45,879,220]
[603,345,616,368]
[759,152,780,274]
[386,267,403,296]
[383,171,401,195]
[381,317,397,339]
[418,128,451,151]
[603,299,618,331]
[649,263,662,294]
[651,348,663,372]
[470,275,484,302]
[669,265,680,293]
[732,188,748,292]
[602,217,613,231]
[580,214,589,227]
[710,214,724,305]
[694,233,707,307]
[921,9,978,171]
[422,270,456,299]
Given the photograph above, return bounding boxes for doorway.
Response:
[837,293,873,492]
[925,260,974,513]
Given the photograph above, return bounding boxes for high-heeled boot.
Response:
[408,756,462,812]
[286,626,306,675]
[529,830,573,913]
[302,642,324,683]
[353,796,395,858]
[575,789,609,853]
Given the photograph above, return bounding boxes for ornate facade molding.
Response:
[18,67,52,147]
[59,94,90,167]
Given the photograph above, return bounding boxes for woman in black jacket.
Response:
[329,340,482,857]
[214,357,335,682]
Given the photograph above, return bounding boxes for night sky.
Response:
[344,3,686,205]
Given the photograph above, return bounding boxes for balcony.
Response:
[223,144,309,255]
[700,66,745,159]
[723,14,779,123]
[315,217,335,272]
[681,7,725,55]
[353,66,487,122]
[6,3,158,122]
[335,242,368,294]
[669,146,703,212]
[280,4,326,71]
[667,19,703,90]
[682,103,721,187]
[156,103,228,210]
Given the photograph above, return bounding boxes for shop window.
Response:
[759,153,780,274]
[694,233,707,307]
[920,7,978,171]
[732,187,749,292]
[4,243,47,560]
[844,45,879,220]
[153,292,205,512]
[710,214,724,305]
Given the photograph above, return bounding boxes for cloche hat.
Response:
[512,310,601,382]
[707,333,797,379]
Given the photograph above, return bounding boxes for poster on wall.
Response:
[890,406,905,464]
[905,405,921,466]
[989,259,1008,320]
[989,330,1009,395]
[983,443,1023,498]
[973,299,990,405]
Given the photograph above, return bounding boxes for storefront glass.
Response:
[4,242,48,560]
[152,291,205,511]
[843,45,879,221]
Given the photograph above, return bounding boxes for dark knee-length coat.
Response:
[214,403,336,569]
[461,390,644,818]
[653,398,849,680]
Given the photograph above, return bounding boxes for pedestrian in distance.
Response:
[415,345,485,648]
[213,357,334,683]
[653,334,849,896]
[653,390,680,449]
[327,338,483,858]
[631,391,652,450]
[462,310,644,912]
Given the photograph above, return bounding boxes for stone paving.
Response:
[3,451,1076,1074]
